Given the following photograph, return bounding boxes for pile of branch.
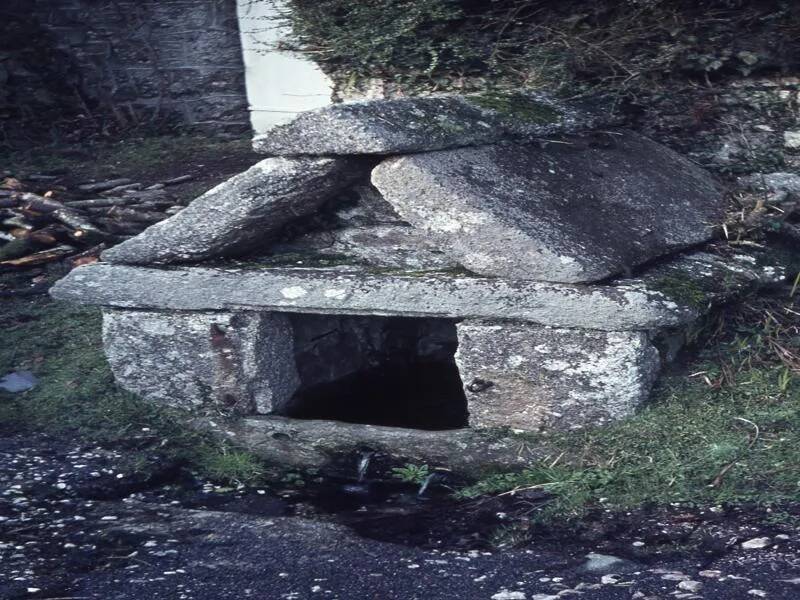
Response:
[0,174,191,269]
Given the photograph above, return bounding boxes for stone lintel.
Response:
[53,263,695,331]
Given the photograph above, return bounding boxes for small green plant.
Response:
[281,472,307,487]
[489,524,532,549]
[391,463,431,485]
[778,367,792,394]
[198,448,265,486]
[650,274,710,309]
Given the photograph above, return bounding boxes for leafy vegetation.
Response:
[392,463,432,485]
[284,0,800,98]
[458,291,800,519]
[466,92,561,124]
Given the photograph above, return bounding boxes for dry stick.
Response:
[710,418,760,488]
[67,243,108,268]
[20,193,76,213]
[65,197,138,209]
[0,244,75,267]
[20,192,106,241]
[162,174,194,186]
[0,237,42,261]
[106,206,167,223]
[791,272,800,298]
[27,224,67,246]
[3,215,34,230]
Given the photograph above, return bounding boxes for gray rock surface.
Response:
[455,321,660,430]
[52,263,696,331]
[270,184,457,270]
[203,415,545,475]
[372,131,724,282]
[739,171,800,195]
[0,371,38,393]
[101,156,366,265]
[628,250,789,309]
[102,309,299,414]
[253,91,605,155]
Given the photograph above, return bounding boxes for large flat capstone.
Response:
[51,263,694,331]
[102,157,367,265]
[253,92,605,156]
[371,131,724,283]
[50,249,786,331]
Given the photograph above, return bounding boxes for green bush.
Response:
[284,0,800,96]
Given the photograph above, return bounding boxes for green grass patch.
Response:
[198,449,265,486]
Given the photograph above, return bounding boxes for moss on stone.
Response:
[227,253,360,269]
[466,92,562,124]
[433,116,468,134]
[649,274,710,309]
[363,265,476,278]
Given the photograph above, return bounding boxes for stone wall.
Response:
[2,0,249,142]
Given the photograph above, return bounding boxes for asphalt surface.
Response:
[1,431,799,600]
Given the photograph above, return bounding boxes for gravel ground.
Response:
[1,429,799,600]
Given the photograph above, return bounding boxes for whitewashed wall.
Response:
[237,0,333,134]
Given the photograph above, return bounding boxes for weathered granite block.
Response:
[253,92,606,155]
[270,184,458,270]
[455,321,661,430]
[102,309,299,415]
[372,131,724,283]
[102,156,367,265]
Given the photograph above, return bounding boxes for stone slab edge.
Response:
[50,263,694,331]
[200,415,545,477]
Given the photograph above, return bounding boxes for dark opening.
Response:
[277,315,468,430]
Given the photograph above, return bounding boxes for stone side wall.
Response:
[3,0,249,141]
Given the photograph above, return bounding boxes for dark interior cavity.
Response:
[277,314,468,430]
